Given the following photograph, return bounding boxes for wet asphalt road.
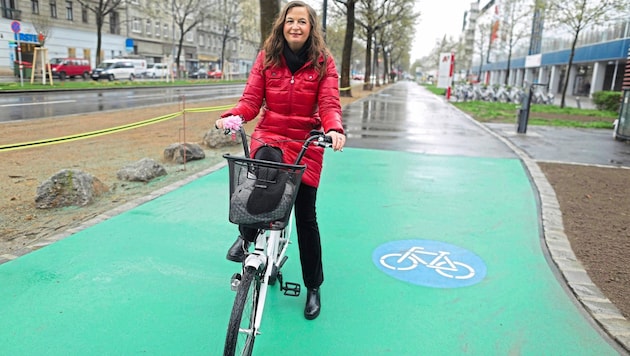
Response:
[350,82,630,169]
[0,84,245,122]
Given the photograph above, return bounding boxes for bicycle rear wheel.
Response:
[224,266,260,356]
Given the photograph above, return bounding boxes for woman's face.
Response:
[283,6,311,52]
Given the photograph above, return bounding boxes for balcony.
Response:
[1,6,22,20]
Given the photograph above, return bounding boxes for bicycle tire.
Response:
[224,266,260,356]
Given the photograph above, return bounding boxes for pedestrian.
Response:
[214,0,345,320]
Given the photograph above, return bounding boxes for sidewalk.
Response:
[0,82,627,355]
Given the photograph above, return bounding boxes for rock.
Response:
[35,169,108,209]
[203,129,242,148]
[116,158,167,182]
[163,142,206,164]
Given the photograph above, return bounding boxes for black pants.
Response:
[240,184,323,289]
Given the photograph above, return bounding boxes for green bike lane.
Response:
[0,147,620,355]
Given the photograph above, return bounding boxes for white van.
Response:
[146,63,169,78]
[91,60,136,81]
[124,58,148,77]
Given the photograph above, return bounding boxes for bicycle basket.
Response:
[223,154,306,230]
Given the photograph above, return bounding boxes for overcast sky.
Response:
[304,0,472,62]
[411,0,472,61]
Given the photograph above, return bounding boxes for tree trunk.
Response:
[96,18,103,65]
[505,48,512,86]
[560,31,580,108]
[259,0,281,46]
[363,29,373,91]
[339,0,356,97]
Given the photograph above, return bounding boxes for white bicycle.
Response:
[222,125,332,356]
[379,246,475,280]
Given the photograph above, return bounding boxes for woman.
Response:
[214,0,345,320]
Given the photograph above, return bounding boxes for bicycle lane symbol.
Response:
[372,240,487,288]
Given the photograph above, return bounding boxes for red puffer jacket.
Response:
[222,50,344,188]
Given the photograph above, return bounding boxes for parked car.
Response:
[91,60,136,81]
[146,63,169,78]
[189,69,208,79]
[208,69,223,79]
[352,73,364,81]
[49,58,92,80]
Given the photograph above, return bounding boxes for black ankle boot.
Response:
[226,236,250,263]
[304,288,321,320]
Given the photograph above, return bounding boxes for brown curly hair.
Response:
[262,1,328,76]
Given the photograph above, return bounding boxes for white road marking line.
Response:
[0,100,77,107]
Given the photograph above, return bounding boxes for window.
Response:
[65,1,72,20]
[81,4,87,23]
[154,21,160,37]
[31,0,39,14]
[163,24,169,39]
[50,0,57,18]
[185,31,193,42]
[132,18,141,33]
[145,19,151,35]
[1,0,21,20]
[109,11,119,34]
[199,34,204,46]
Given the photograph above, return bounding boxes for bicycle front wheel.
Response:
[224,266,260,356]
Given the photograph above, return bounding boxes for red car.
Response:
[208,69,223,79]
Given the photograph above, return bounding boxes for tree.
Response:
[375,6,416,84]
[212,0,244,77]
[77,0,124,65]
[474,24,491,83]
[30,13,54,47]
[334,0,358,97]
[259,0,281,45]
[168,0,212,78]
[545,0,629,107]
[498,0,531,85]
[355,0,413,90]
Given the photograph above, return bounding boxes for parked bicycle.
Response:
[221,119,333,356]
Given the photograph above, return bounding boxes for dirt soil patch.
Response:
[1,86,628,323]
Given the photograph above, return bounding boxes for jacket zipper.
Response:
[289,75,295,112]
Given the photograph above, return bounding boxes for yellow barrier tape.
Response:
[0,104,236,152]
[339,86,352,91]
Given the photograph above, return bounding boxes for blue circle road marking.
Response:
[11,21,21,34]
[372,239,487,288]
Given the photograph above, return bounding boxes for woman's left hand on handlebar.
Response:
[214,118,225,130]
[329,131,346,152]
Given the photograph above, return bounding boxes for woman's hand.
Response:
[215,115,243,131]
[328,131,346,152]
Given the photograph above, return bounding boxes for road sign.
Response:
[10,20,21,34]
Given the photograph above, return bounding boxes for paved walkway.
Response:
[0,82,628,355]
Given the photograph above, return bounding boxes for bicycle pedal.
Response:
[282,282,301,297]
[230,272,241,291]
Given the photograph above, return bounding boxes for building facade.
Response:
[0,0,259,78]
[461,0,630,96]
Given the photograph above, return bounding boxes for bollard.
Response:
[575,97,581,109]
[517,86,533,134]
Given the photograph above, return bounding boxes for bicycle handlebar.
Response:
[219,125,333,164]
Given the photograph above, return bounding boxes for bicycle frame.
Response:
[243,214,293,336]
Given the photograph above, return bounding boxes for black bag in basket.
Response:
[229,146,296,226]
